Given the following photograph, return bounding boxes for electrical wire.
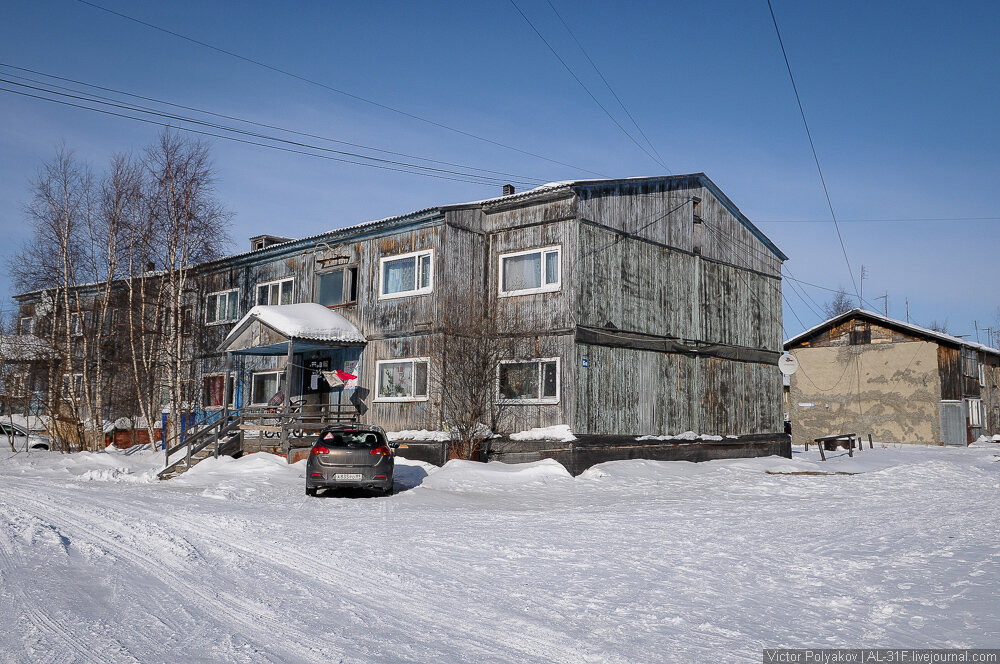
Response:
[759,216,1000,223]
[766,0,860,304]
[508,0,669,172]
[0,63,548,186]
[74,0,609,178]
[0,79,542,188]
[544,0,670,172]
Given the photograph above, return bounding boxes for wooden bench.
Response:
[808,433,866,461]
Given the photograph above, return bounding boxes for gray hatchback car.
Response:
[305,424,396,496]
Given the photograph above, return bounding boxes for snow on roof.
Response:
[785,308,1000,356]
[227,303,366,344]
[0,334,52,360]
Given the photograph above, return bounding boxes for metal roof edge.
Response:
[696,174,788,262]
[784,308,1000,356]
[194,208,446,273]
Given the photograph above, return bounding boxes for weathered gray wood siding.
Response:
[571,178,784,436]
[574,347,780,436]
[698,261,782,350]
[575,179,697,252]
[488,222,578,334]
[576,223,695,339]
[699,357,783,435]
[574,345,695,435]
[696,186,781,276]
[363,334,442,432]
[499,333,576,432]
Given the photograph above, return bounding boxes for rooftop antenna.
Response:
[859,265,868,308]
[874,292,888,317]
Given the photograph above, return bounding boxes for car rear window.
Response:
[317,431,384,448]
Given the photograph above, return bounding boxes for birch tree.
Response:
[142,130,230,441]
[12,146,92,450]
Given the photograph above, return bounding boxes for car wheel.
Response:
[306,487,317,497]
[30,445,49,451]
[382,481,394,496]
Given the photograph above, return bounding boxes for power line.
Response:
[1,63,549,186]
[508,0,668,171]
[785,275,823,320]
[74,0,609,178]
[759,216,1000,223]
[781,273,885,312]
[766,0,860,304]
[0,82,537,188]
[544,0,670,172]
[781,266,825,315]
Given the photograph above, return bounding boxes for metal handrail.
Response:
[158,402,361,478]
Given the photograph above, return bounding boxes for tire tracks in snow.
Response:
[2,483,295,662]
[157,505,611,664]
[0,502,105,664]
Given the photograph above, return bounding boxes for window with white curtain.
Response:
[499,245,561,296]
[375,358,429,401]
[379,250,433,299]
[251,371,282,405]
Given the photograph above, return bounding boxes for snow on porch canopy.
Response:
[219,303,366,356]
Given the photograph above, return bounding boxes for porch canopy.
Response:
[219,303,366,356]
[218,304,365,448]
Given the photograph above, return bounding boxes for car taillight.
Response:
[311,445,330,456]
[370,445,391,456]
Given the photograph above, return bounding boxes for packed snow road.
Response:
[1,443,998,663]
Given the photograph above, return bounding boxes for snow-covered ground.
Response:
[1,442,998,662]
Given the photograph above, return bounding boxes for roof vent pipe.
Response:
[502,184,515,196]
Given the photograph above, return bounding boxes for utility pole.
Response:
[905,297,910,323]
[975,320,980,344]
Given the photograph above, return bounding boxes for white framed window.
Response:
[251,371,283,405]
[317,267,358,307]
[20,317,33,335]
[978,362,986,388]
[498,245,561,297]
[256,278,293,306]
[498,357,560,403]
[70,312,83,336]
[968,398,983,427]
[379,249,433,299]
[375,358,429,401]
[206,289,240,324]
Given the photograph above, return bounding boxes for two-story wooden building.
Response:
[13,174,791,464]
[192,174,787,444]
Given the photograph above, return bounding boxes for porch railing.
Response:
[158,402,360,479]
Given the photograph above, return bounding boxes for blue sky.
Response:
[2,1,998,342]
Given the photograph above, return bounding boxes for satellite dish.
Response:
[778,353,799,376]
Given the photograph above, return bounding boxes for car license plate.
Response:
[334,473,363,481]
